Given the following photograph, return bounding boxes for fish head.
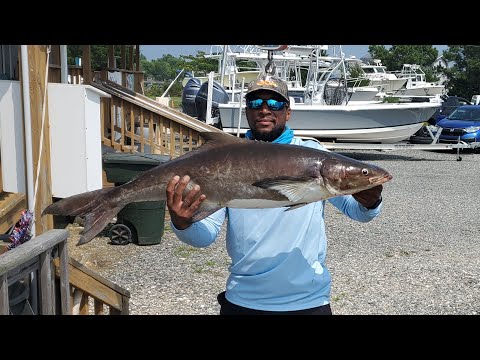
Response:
[318,155,393,196]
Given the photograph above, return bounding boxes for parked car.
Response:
[436,105,480,146]
[429,96,471,125]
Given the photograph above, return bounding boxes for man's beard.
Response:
[250,124,285,142]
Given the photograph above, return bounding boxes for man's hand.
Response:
[352,185,383,209]
[166,175,206,230]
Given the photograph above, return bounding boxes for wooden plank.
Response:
[135,45,140,71]
[53,257,130,311]
[82,45,91,85]
[26,45,53,236]
[0,229,68,277]
[140,109,145,153]
[0,193,26,234]
[120,100,125,148]
[120,46,126,71]
[0,274,8,315]
[39,249,55,314]
[121,294,129,315]
[110,100,115,147]
[130,104,135,153]
[150,115,155,153]
[68,257,130,296]
[170,121,176,158]
[61,262,124,310]
[188,129,193,152]
[128,46,134,71]
[179,126,184,156]
[94,299,103,315]
[57,241,71,315]
[79,292,88,315]
[0,192,25,217]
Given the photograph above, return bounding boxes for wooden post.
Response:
[135,45,140,71]
[25,45,54,235]
[128,45,134,71]
[82,45,91,85]
[120,45,126,70]
[108,45,115,69]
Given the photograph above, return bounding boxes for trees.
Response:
[368,45,440,82]
[442,45,480,99]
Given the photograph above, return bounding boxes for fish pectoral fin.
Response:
[191,201,223,222]
[252,176,316,202]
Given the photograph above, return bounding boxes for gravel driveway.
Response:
[66,148,480,315]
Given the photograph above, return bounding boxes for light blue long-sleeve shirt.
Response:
[171,137,383,311]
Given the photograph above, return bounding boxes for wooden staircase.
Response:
[0,192,26,238]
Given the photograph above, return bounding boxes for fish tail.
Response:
[42,187,125,246]
[76,205,121,246]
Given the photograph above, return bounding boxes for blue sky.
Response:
[140,45,448,61]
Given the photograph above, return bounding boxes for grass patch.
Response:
[332,292,347,302]
[173,244,198,258]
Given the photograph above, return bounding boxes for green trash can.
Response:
[102,153,171,246]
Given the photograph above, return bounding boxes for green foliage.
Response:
[368,45,438,73]
[67,45,114,69]
[368,45,440,82]
[441,45,480,98]
[383,96,400,103]
[346,62,371,87]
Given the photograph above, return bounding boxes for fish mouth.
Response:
[369,173,393,185]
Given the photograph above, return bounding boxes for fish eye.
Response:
[362,169,369,176]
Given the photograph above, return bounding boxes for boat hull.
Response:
[218,102,439,143]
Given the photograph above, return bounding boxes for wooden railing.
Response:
[0,229,130,315]
[54,257,130,315]
[0,229,70,315]
[91,80,224,159]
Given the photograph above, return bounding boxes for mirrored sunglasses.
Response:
[246,98,287,111]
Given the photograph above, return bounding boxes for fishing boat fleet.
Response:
[180,45,443,144]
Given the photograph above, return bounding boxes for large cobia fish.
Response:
[42,132,392,245]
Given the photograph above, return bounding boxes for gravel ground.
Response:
[66,147,480,315]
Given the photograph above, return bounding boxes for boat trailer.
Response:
[308,126,479,161]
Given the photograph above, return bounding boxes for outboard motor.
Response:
[194,80,229,125]
[181,78,202,117]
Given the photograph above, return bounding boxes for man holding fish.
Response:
[166,75,389,315]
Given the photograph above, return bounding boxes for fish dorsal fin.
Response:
[199,131,248,146]
[169,132,247,162]
[252,176,317,202]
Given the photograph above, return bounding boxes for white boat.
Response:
[355,59,408,94]
[217,50,440,143]
[218,101,439,143]
[392,64,446,96]
[187,46,441,144]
